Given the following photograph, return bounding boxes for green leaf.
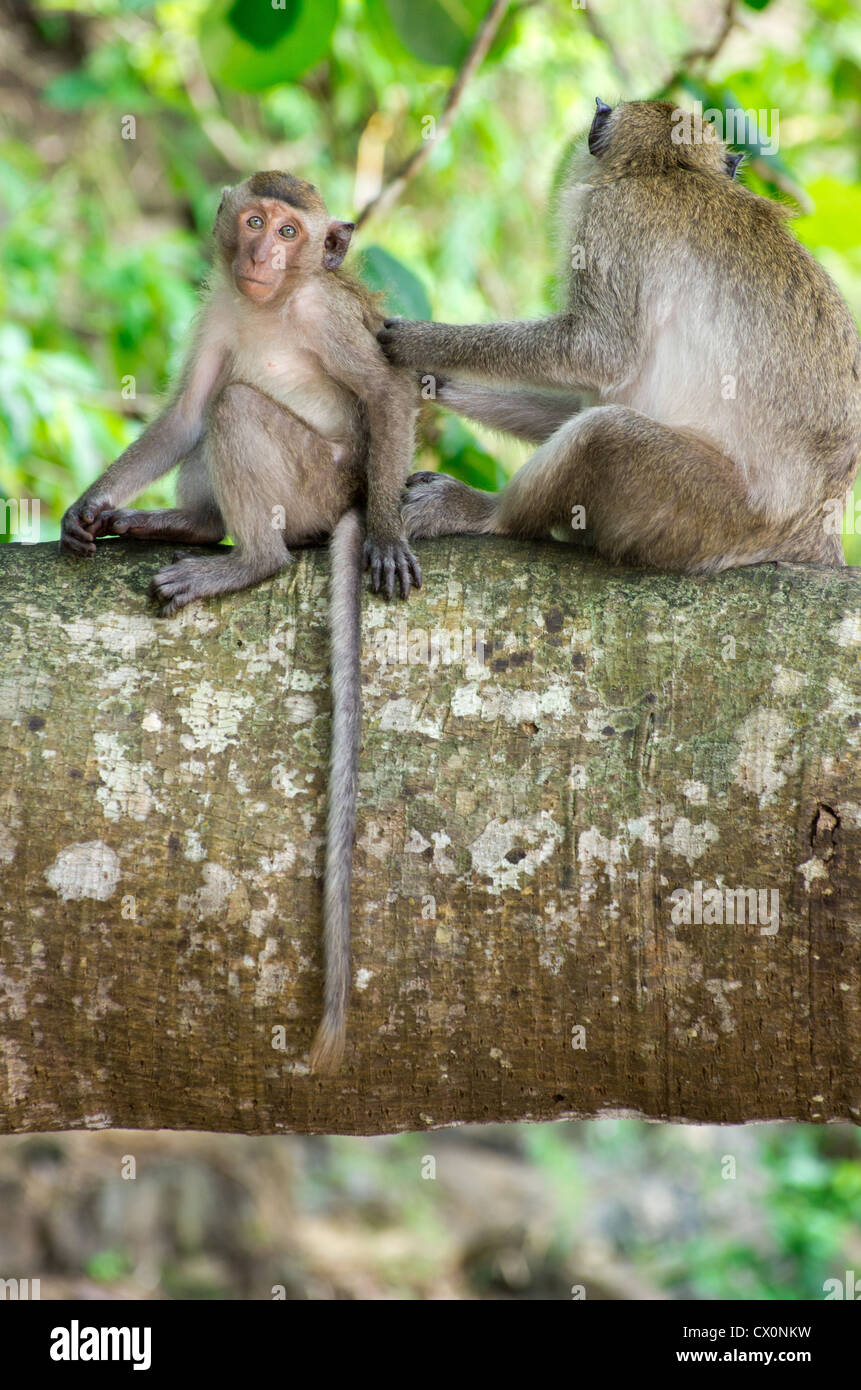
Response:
[227,0,301,51]
[200,0,337,91]
[742,0,773,8]
[435,416,506,492]
[41,71,110,109]
[359,246,432,320]
[382,0,489,67]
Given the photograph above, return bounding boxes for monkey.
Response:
[59,170,423,1072]
[380,99,861,573]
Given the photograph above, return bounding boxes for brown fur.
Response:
[381,100,860,572]
[60,172,423,1072]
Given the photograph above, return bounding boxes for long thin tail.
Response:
[309,508,364,1073]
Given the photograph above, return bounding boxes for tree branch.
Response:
[580,6,634,91]
[354,0,512,229]
[662,0,738,92]
[1,538,858,1135]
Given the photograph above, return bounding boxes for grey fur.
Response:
[384,101,861,574]
[310,508,364,1072]
[60,173,422,1071]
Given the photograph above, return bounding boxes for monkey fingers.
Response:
[99,508,225,545]
[59,498,116,557]
[376,319,432,370]
[148,556,203,615]
[362,537,422,600]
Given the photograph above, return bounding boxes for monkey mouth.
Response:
[238,274,275,288]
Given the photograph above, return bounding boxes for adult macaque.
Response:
[60,171,423,1071]
[380,100,861,572]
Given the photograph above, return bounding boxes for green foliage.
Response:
[85,1247,133,1283]
[359,245,432,320]
[432,417,507,492]
[2,0,858,555]
[668,1129,861,1299]
[202,0,339,91]
[519,1120,861,1300]
[379,0,497,68]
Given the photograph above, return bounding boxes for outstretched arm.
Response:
[378,300,638,393]
[60,323,229,557]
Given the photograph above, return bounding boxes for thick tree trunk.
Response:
[0,538,858,1134]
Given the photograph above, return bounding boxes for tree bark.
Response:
[0,538,858,1134]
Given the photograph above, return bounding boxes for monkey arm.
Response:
[377,284,643,392]
[436,379,591,443]
[359,381,424,599]
[313,321,422,599]
[60,337,229,557]
[377,313,615,390]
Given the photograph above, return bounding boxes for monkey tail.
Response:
[310,507,364,1074]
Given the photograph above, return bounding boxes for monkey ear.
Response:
[324,220,355,271]
[725,151,744,179]
[589,98,613,157]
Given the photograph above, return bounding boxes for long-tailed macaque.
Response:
[60,171,422,1071]
[380,100,861,572]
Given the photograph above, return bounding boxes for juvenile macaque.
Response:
[380,100,861,572]
[60,171,422,1071]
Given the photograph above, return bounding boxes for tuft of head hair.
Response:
[245,170,327,213]
[212,170,329,262]
[587,99,733,180]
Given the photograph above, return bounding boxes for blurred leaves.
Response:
[433,417,507,492]
[2,0,858,552]
[359,245,432,320]
[201,0,339,91]
[380,0,492,68]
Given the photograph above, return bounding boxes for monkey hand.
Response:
[363,533,422,600]
[377,319,442,373]
[59,496,116,557]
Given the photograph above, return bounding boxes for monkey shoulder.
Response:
[289,276,379,339]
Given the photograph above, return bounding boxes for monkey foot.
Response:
[149,559,195,616]
[362,536,422,600]
[402,471,496,540]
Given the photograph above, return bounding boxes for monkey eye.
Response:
[279,224,298,239]
[246,215,264,229]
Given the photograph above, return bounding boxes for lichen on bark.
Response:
[0,538,858,1134]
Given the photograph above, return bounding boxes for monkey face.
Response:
[216,174,354,300]
[231,197,310,303]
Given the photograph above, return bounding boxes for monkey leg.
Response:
[149,384,340,616]
[100,445,226,546]
[407,407,830,572]
[495,406,822,572]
